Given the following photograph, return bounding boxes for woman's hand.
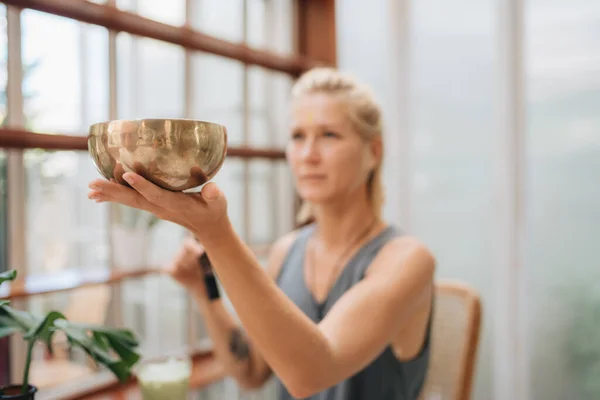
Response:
[87,171,229,242]
[167,237,208,294]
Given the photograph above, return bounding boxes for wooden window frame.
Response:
[0,0,336,397]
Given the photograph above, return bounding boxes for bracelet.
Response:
[198,252,220,300]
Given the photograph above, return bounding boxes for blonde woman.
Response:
[88,68,435,400]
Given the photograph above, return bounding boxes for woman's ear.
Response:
[369,138,383,169]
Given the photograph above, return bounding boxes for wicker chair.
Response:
[419,280,482,400]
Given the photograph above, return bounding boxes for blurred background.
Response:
[0,0,599,399]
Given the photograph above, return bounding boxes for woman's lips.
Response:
[300,174,326,181]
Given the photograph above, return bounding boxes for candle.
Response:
[136,356,192,400]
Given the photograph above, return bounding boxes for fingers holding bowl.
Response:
[88,178,156,213]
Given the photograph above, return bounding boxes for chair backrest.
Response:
[419,280,482,400]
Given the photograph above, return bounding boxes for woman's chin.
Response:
[297,192,331,205]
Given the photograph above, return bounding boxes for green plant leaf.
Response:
[69,323,139,347]
[0,314,26,335]
[0,270,16,286]
[104,333,140,367]
[0,301,140,385]
[92,331,111,352]
[57,323,140,383]
[0,326,22,339]
[67,330,132,382]
[24,311,66,355]
[0,306,39,332]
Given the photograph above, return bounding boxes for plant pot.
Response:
[0,385,37,399]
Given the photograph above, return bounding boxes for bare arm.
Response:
[193,295,268,389]
[168,234,296,390]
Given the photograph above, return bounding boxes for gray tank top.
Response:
[275,224,431,400]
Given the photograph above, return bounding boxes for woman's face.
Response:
[286,92,378,205]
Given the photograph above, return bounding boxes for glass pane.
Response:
[269,0,295,54]
[139,0,185,26]
[248,66,267,117]
[81,24,109,127]
[249,112,270,147]
[120,275,189,357]
[410,0,496,398]
[525,1,600,399]
[192,54,244,145]
[22,13,108,131]
[192,0,244,43]
[24,149,110,274]
[249,158,275,246]
[212,158,245,239]
[117,0,185,24]
[22,11,82,132]
[116,32,135,119]
[271,71,294,142]
[247,0,266,48]
[21,12,110,276]
[117,34,185,119]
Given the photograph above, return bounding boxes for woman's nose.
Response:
[300,137,319,160]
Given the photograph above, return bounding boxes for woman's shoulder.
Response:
[381,223,433,253]
[368,225,436,276]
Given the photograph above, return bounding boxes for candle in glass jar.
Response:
[136,356,191,400]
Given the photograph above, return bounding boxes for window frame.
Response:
[0,0,337,394]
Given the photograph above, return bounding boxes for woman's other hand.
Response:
[167,237,207,294]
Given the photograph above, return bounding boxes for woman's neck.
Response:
[311,188,381,249]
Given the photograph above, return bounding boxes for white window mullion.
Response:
[6,4,26,385]
[494,0,528,399]
[6,5,24,274]
[79,24,89,129]
[105,0,126,336]
[242,0,250,244]
[184,0,198,351]
[385,0,412,230]
[265,0,280,241]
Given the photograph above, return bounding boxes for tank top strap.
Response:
[275,224,315,284]
[349,225,404,279]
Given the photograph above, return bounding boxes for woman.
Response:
[88,67,436,399]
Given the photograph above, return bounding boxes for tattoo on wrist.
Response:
[229,328,250,361]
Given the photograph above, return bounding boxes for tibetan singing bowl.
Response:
[88,119,227,191]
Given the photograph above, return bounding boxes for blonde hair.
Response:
[291,67,385,226]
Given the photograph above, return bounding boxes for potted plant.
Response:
[0,270,141,399]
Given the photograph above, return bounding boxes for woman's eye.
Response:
[323,131,340,138]
[291,131,303,140]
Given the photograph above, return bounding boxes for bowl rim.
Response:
[88,118,226,132]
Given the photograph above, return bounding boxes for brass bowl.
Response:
[88,119,227,191]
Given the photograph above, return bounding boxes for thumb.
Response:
[201,182,222,203]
